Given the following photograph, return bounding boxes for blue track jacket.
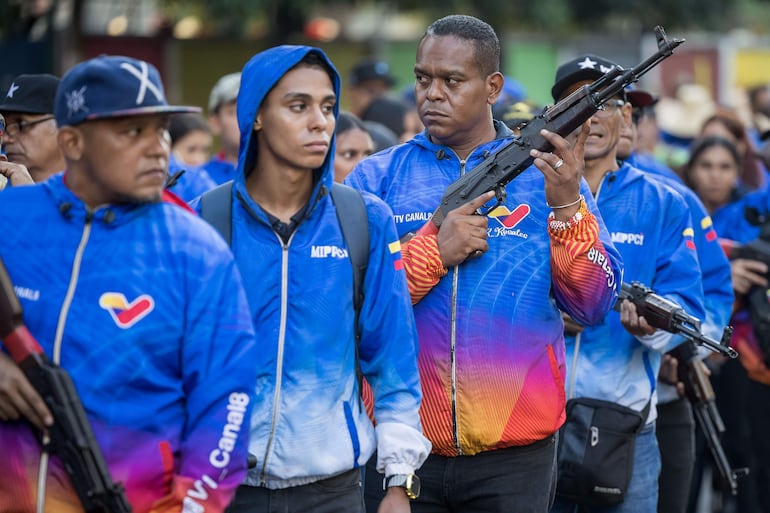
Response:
[193,45,430,489]
[0,175,258,513]
[565,163,706,422]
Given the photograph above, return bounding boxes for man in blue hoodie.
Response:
[193,46,430,513]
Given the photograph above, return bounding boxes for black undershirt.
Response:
[263,205,308,244]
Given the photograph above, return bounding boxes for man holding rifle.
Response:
[346,14,623,512]
[0,55,259,513]
[551,54,706,513]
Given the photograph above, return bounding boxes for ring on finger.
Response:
[553,158,564,170]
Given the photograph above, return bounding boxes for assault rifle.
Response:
[670,341,749,495]
[428,26,684,228]
[616,281,747,493]
[616,281,737,358]
[0,258,132,513]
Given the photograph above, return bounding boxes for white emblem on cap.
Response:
[577,57,598,70]
[66,86,89,117]
[599,64,615,74]
[6,82,19,99]
[120,61,164,105]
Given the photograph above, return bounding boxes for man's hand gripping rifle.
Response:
[616,281,736,358]
[617,281,747,495]
[0,257,132,513]
[427,26,684,229]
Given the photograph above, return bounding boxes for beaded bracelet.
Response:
[548,200,587,231]
[546,194,584,210]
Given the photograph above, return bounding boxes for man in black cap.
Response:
[619,87,734,513]
[347,57,396,117]
[551,53,707,513]
[0,73,63,183]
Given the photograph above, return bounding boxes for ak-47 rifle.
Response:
[616,281,748,494]
[671,341,749,495]
[616,281,736,358]
[0,257,132,513]
[426,26,684,229]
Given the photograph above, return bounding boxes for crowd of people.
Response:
[1,11,769,513]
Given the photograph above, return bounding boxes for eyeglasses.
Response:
[593,99,625,118]
[4,115,55,137]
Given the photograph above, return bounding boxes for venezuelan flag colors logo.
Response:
[682,227,696,250]
[99,292,155,328]
[389,240,404,271]
[488,204,530,228]
[701,216,718,242]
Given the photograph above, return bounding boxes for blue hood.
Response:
[236,45,341,191]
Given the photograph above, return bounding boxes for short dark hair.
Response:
[336,111,368,136]
[422,15,500,77]
[294,51,336,88]
[168,112,210,144]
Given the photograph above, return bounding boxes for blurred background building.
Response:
[3,0,770,125]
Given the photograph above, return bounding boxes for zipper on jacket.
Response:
[259,231,294,486]
[592,171,613,203]
[446,143,503,454]
[37,209,93,513]
[449,156,468,455]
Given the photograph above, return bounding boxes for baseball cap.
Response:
[55,55,199,127]
[208,72,240,112]
[626,88,657,108]
[551,54,621,102]
[0,74,59,114]
[349,58,396,87]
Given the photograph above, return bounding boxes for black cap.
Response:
[0,74,59,114]
[551,54,619,102]
[350,58,396,87]
[626,88,657,108]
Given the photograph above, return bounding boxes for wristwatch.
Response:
[383,473,421,499]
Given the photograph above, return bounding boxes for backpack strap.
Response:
[330,183,369,314]
[199,181,234,245]
[330,183,370,393]
[200,180,370,391]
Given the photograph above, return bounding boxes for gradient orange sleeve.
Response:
[548,202,609,306]
[402,233,448,305]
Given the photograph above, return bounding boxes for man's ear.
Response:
[57,126,85,161]
[253,115,262,132]
[621,101,633,128]
[487,71,505,106]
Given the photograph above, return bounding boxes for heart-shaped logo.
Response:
[496,204,531,228]
[99,292,155,328]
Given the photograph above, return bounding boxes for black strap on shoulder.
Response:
[330,183,369,314]
[330,183,370,395]
[200,180,370,391]
[199,181,234,245]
